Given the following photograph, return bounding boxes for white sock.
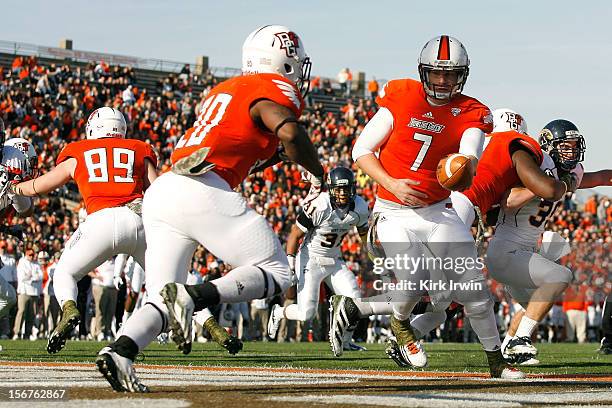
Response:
[501,333,514,351]
[119,303,164,350]
[352,298,394,317]
[515,315,538,338]
[410,311,446,339]
[193,308,213,326]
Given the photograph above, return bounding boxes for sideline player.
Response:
[0,127,38,328]
[11,107,158,354]
[267,167,369,351]
[95,25,324,392]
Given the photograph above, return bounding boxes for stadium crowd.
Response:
[0,56,609,346]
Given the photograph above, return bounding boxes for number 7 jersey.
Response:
[375,78,492,205]
[56,138,157,215]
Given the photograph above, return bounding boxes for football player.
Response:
[488,119,611,364]
[330,36,526,378]
[384,116,609,365]
[10,107,158,354]
[0,125,38,326]
[267,166,369,351]
[95,25,324,392]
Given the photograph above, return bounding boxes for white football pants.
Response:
[283,250,361,321]
[142,171,291,321]
[53,206,145,308]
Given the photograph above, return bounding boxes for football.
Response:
[436,153,474,191]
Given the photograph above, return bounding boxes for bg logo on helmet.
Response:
[274,32,300,58]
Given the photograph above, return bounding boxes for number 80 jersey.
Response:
[296,192,369,257]
[171,73,304,189]
[57,138,157,215]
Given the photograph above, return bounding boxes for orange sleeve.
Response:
[56,143,78,165]
[511,135,544,165]
[251,76,304,117]
[459,104,493,135]
[141,142,158,168]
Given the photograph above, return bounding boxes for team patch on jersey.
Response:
[272,79,302,110]
[408,118,445,133]
[450,108,461,117]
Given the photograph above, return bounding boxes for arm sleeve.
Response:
[143,144,158,168]
[352,107,394,161]
[296,210,314,232]
[459,127,485,159]
[56,144,75,165]
[12,195,32,213]
[253,76,304,117]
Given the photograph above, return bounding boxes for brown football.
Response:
[436,153,474,191]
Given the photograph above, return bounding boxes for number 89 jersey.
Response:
[171,73,304,189]
[494,153,584,246]
[296,192,369,257]
[57,138,157,215]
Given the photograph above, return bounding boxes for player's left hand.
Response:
[113,275,123,291]
[301,172,324,210]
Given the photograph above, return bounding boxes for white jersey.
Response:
[494,153,584,246]
[297,192,369,257]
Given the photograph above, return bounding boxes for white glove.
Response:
[113,275,122,290]
[300,172,324,211]
[287,254,297,286]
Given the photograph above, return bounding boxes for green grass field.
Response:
[1,340,609,375]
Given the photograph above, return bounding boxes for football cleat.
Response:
[96,346,149,393]
[343,342,367,352]
[328,295,360,357]
[267,304,283,340]
[598,338,612,355]
[390,316,427,368]
[486,349,526,379]
[514,354,540,366]
[506,336,538,357]
[160,283,195,355]
[385,337,411,368]
[47,300,80,354]
[203,316,243,355]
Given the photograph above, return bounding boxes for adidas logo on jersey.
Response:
[423,112,434,119]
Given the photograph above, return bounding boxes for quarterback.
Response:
[330,35,525,379]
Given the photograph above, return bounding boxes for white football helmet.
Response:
[1,137,38,181]
[85,107,127,140]
[492,108,528,134]
[418,35,469,100]
[242,25,312,96]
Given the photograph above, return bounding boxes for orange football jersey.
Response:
[463,131,543,213]
[171,73,304,189]
[375,79,492,206]
[57,138,157,214]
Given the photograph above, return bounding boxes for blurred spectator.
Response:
[91,258,118,341]
[250,298,269,341]
[13,249,42,340]
[367,77,379,100]
[0,241,17,338]
[42,252,60,337]
[563,283,588,343]
[337,68,349,96]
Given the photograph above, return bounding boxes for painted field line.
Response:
[1,361,611,382]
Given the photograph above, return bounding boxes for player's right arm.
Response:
[512,149,573,201]
[143,158,158,190]
[12,158,75,197]
[352,108,428,206]
[286,224,305,270]
[250,100,324,180]
[502,187,536,211]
